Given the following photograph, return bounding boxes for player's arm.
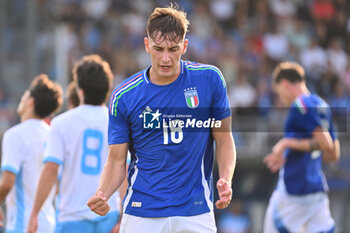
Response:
[118,163,129,203]
[272,126,338,159]
[110,163,129,233]
[0,171,15,203]
[87,143,128,216]
[0,208,4,228]
[28,162,59,233]
[0,169,15,228]
[212,116,236,209]
[264,126,340,172]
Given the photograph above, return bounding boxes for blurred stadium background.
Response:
[0,0,349,232]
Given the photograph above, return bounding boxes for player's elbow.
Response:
[0,182,13,194]
[323,140,341,162]
[317,135,333,155]
[331,140,341,161]
[320,143,332,155]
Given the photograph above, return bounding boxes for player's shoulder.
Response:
[298,94,328,107]
[4,119,45,136]
[3,122,24,139]
[292,94,328,116]
[183,60,221,73]
[183,60,226,87]
[109,70,145,115]
[3,120,42,143]
[51,107,80,126]
[111,70,145,95]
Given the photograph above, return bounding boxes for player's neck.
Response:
[21,115,41,122]
[290,85,310,105]
[20,112,41,122]
[295,85,309,97]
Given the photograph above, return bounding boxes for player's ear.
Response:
[28,96,35,108]
[181,39,188,55]
[144,37,150,54]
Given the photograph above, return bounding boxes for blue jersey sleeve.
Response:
[210,67,231,120]
[328,114,337,140]
[301,107,321,133]
[108,93,130,145]
[290,97,336,139]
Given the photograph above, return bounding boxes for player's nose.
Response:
[161,51,170,62]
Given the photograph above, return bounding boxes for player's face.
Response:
[17,90,32,116]
[145,31,188,82]
[273,81,290,106]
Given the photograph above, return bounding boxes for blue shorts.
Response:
[55,211,119,233]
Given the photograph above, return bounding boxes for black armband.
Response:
[309,138,320,151]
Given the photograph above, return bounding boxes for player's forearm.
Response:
[282,138,314,152]
[98,160,126,200]
[216,133,236,184]
[323,139,340,162]
[283,137,333,154]
[0,171,15,203]
[31,164,58,216]
[118,164,129,202]
[0,186,11,204]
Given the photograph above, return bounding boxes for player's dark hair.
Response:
[66,81,79,109]
[73,54,113,105]
[28,74,63,118]
[147,4,189,43]
[272,62,305,84]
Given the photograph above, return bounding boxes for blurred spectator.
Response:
[300,38,327,78]
[83,0,111,20]
[340,61,350,91]
[218,200,251,233]
[287,18,310,51]
[268,0,297,19]
[66,82,80,109]
[263,22,289,61]
[327,38,348,75]
[209,0,236,23]
[329,82,350,110]
[0,88,8,107]
[317,62,338,98]
[228,71,256,110]
[311,0,336,22]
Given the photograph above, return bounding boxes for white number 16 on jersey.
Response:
[163,119,183,144]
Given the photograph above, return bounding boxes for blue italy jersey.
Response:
[108,60,231,217]
[279,94,337,195]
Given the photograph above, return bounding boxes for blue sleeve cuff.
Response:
[214,109,232,121]
[44,157,63,166]
[1,165,19,175]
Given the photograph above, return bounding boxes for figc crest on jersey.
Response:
[184,87,199,108]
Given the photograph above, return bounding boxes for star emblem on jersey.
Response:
[184,87,199,109]
[143,107,162,129]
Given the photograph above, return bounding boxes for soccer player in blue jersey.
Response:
[263,62,340,233]
[87,5,237,233]
[28,55,122,233]
[0,75,63,233]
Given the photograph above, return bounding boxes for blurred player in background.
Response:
[263,62,340,233]
[28,55,121,233]
[88,5,236,233]
[66,81,80,109]
[0,74,63,233]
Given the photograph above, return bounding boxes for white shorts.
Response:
[263,190,335,233]
[119,212,217,233]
